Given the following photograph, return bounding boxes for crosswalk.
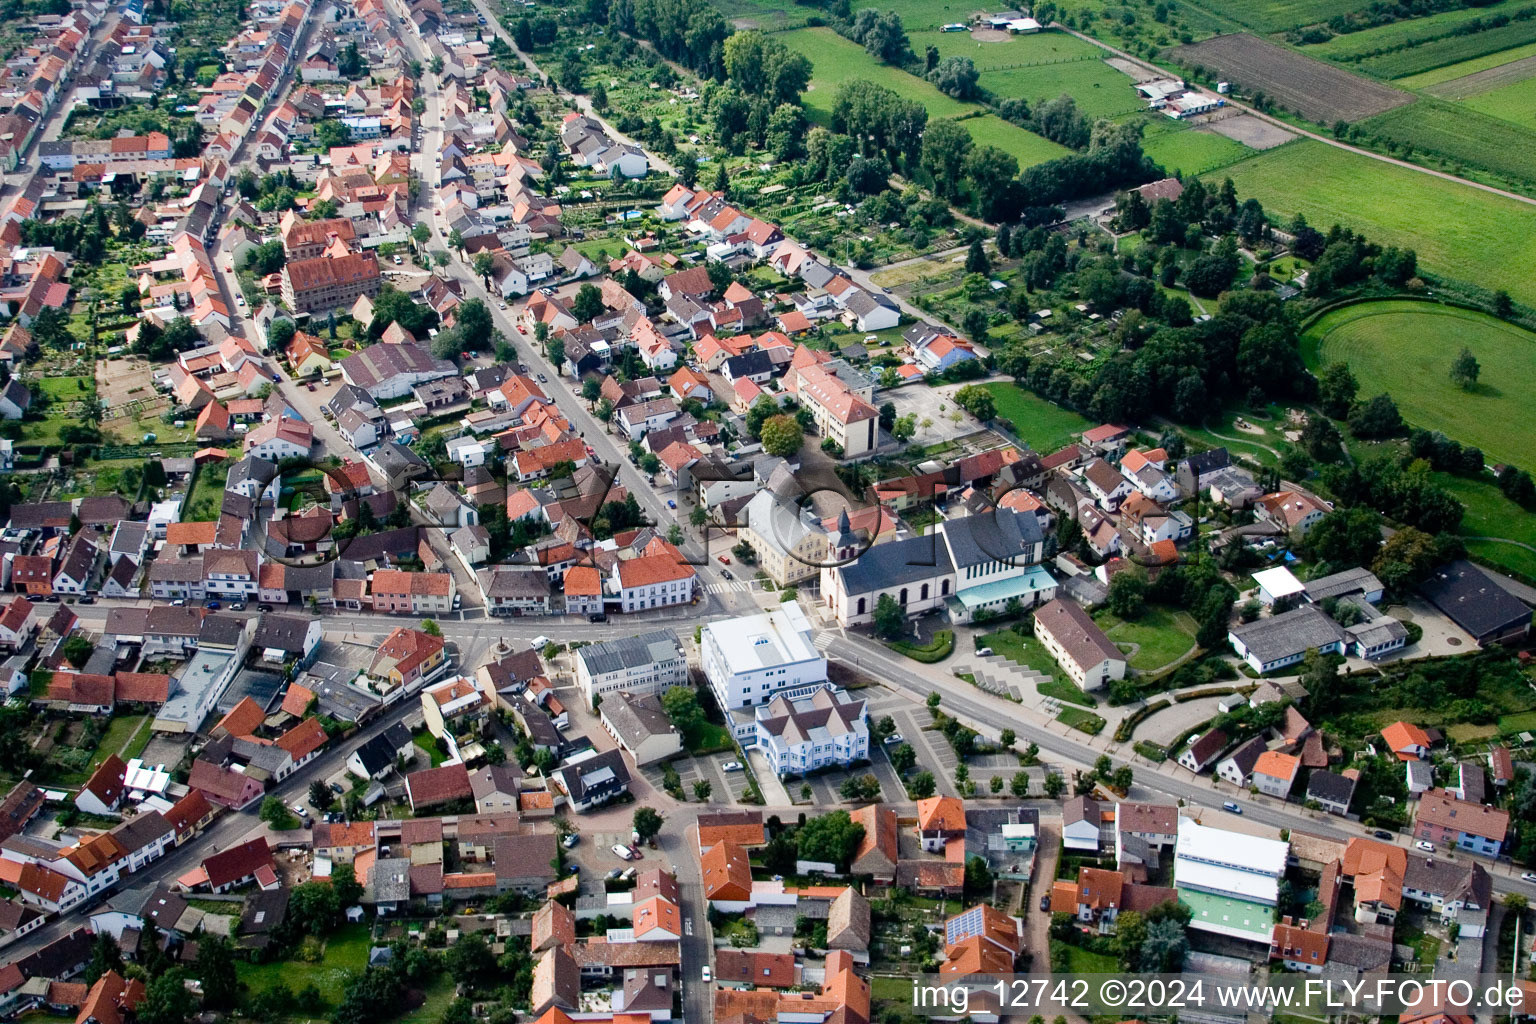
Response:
[813,631,836,651]
[704,581,755,594]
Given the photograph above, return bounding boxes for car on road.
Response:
[1222,801,1242,814]
[562,834,579,849]
[537,373,548,383]
[667,499,677,509]
[718,555,730,564]
[722,761,742,772]
[1373,830,1393,840]
[499,302,507,309]
[1039,894,1050,911]
[1523,873,1536,883]
[611,844,634,861]
[701,966,712,983]
[1416,840,1436,852]
[721,570,732,580]
[532,635,552,648]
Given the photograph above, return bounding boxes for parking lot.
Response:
[641,748,752,805]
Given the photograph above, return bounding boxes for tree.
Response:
[999,728,1016,748]
[1011,770,1030,797]
[872,593,904,640]
[1043,772,1065,798]
[446,932,496,990]
[62,634,94,669]
[760,414,804,458]
[964,855,994,897]
[260,796,296,830]
[471,251,496,286]
[965,238,990,275]
[928,56,980,100]
[1316,362,1357,419]
[796,810,865,868]
[86,932,123,986]
[1348,393,1404,439]
[1450,347,1481,390]
[953,384,996,422]
[421,619,443,637]
[137,970,195,1024]
[891,414,917,443]
[196,935,238,1010]
[889,742,916,774]
[1111,765,1134,792]
[919,119,972,200]
[332,862,363,908]
[907,770,936,798]
[634,807,664,843]
[548,338,566,372]
[693,779,712,801]
[1139,916,1189,972]
[573,283,605,324]
[309,779,334,811]
[288,880,340,935]
[661,686,706,745]
[1107,570,1148,620]
[412,222,432,248]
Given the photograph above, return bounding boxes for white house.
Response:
[700,603,827,715]
[1032,599,1125,692]
[749,686,868,777]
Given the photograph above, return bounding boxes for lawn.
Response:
[239,923,373,1008]
[1397,925,1442,967]
[781,27,1068,166]
[1140,122,1253,176]
[1395,41,1536,87]
[1301,300,1536,467]
[413,734,448,767]
[869,976,916,1002]
[1096,607,1198,672]
[979,382,1094,451]
[90,715,147,771]
[976,60,1145,120]
[398,977,457,1024]
[688,722,735,755]
[1208,140,1536,308]
[184,462,229,521]
[960,114,1072,168]
[1050,940,1118,972]
[977,628,1098,707]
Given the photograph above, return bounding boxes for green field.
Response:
[979,382,1094,451]
[983,65,1143,120]
[1461,74,1536,127]
[1303,0,1530,61]
[1353,18,1536,78]
[1302,300,1536,466]
[1208,140,1536,308]
[961,113,1072,166]
[1394,41,1536,87]
[1437,471,1536,578]
[1357,98,1536,192]
[239,924,372,1007]
[1141,122,1252,175]
[907,27,1108,68]
[783,28,1068,165]
[1096,607,1198,672]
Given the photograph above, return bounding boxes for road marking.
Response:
[813,632,836,651]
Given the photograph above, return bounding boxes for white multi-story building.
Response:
[750,686,868,778]
[613,554,697,613]
[574,630,687,707]
[701,603,827,714]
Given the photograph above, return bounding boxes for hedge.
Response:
[1113,698,1171,743]
[887,630,956,664]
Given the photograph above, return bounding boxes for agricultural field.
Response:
[1422,52,1536,98]
[1301,300,1536,466]
[1357,99,1536,193]
[1140,120,1253,175]
[711,0,811,29]
[1175,0,1355,33]
[1352,18,1536,78]
[908,26,1109,69]
[1301,0,1532,63]
[1460,73,1536,126]
[1395,40,1536,87]
[783,28,1070,166]
[1167,33,1413,122]
[1208,140,1536,308]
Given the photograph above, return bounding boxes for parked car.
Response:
[718,555,730,564]
[667,499,677,509]
[701,967,712,983]
[721,761,742,772]
[78,596,95,604]
[611,844,634,861]
[1039,894,1050,911]
[884,733,904,745]
[258,603,274,612]
[1222,801,1242,814]
[1373,830,1393,841]
[1416,840,1436,852]
[588,612,608,623]
[206,600,221,610]
[532,635,552,648]
[562,834,579,849]
[1522,873,1536,883]
[330,783,344,794]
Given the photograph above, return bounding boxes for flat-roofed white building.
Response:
[1174,817,1288,944]
[701,603,827,713]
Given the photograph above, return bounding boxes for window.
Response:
[920,583,929,600]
